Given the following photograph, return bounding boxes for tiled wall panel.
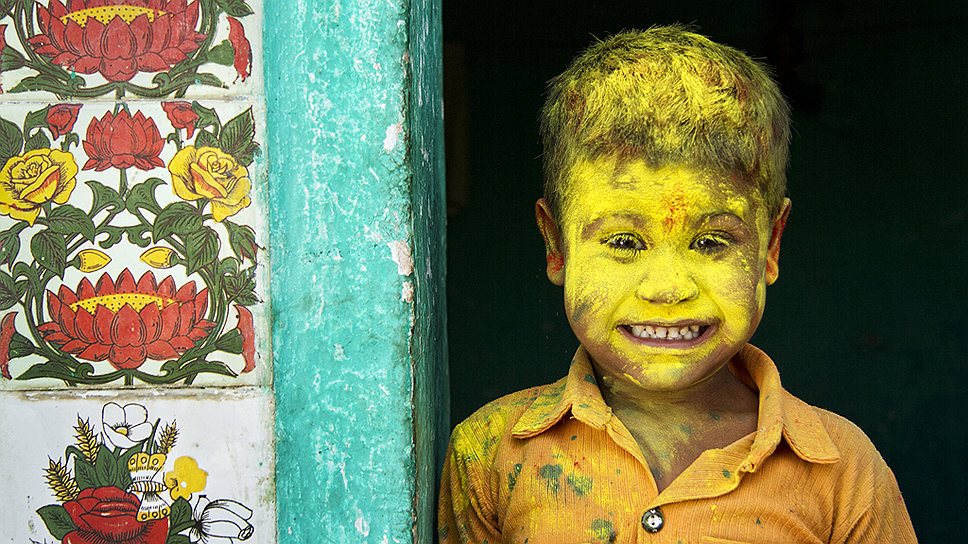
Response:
[0,389,274,543]
[0,1,273,542]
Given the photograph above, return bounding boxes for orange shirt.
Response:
[439,345,917,543]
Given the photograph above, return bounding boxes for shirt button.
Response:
[641,507,664,533]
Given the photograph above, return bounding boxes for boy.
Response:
[438,26,917,543]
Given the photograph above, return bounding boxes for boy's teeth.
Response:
[628,325,704,341]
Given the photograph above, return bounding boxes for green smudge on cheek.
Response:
[678,423,693,436]
[584,373,597,384]
[590,519,616,542]
[571,296,595,323]
[566,474,593,496]
[709,411,722,421]
[539,464,563,494]
[507,463,523,491]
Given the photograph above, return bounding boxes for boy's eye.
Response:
[605,233,646,254]
[691,233,733,254]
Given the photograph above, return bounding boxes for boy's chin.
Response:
[586,338,743,391]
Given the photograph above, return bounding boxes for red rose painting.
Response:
[62,487,168,544]
[28,0,206,82]
[227,16,252,82]
[39,269,214,369]
[47,104,82,139]
[235,305,255,373]
[82,109,165,171]
[0,312,16,379]
[161,101,199,138]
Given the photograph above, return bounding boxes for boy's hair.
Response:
[540,26,791,220]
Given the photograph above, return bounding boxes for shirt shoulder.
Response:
[811,405,890,469]
[449,384,547,463]
[796,403,915,542]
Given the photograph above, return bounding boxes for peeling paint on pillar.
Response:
[266,0,443,542]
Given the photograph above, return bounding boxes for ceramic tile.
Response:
[0,99,270,389]
[0,388,274,544]
[0,0,264,101]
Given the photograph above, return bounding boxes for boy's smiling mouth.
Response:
[618,322,713,346]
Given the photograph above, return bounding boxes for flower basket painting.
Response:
[0,100,267,387]
[0,395,273,543]
[0,0,259,99]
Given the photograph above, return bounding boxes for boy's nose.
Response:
[635,259,699,305]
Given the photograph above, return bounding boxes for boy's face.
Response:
[537,155,790,393]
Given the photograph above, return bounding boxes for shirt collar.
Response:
[510,344,840,467]
[511,348,610,437]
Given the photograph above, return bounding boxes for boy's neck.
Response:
[593,358,760,492]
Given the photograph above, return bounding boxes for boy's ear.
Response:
[765,198,792,285]
[536,198,565,286]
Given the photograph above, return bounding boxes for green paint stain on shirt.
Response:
[571,435,578,440]
[507,463,523,491]
[591,519,616,542]
[567,474,593,496]
[722,469,732,478]
[756,517,763,526]
[539,464,563,494]
[584,374,597,384]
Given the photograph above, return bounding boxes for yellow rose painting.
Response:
[168,146,252,222]
[0,148,78,225]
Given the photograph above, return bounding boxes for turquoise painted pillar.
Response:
[265,0,445,542]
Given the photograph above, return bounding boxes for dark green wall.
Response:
[445,1,967,541]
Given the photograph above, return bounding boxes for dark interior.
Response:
[443,1,968,540]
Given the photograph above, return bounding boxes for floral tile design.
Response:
[0,0,263,100]
[0,389,275,543]
[0,99,270,388]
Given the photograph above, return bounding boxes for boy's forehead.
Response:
[564,155,763,220]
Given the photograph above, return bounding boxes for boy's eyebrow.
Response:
[696,211,747,226]
[580,212,650,239]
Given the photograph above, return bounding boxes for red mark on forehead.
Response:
[663,192,688,231]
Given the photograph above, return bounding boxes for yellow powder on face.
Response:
[552,154,777,391]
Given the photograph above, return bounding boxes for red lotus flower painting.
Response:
[1,0,256,97]
[28,0,207,82]
[82,109,165,171]
[38,269,214,369]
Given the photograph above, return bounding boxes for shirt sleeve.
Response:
[438,427,503,544]
[842,468,918,544]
